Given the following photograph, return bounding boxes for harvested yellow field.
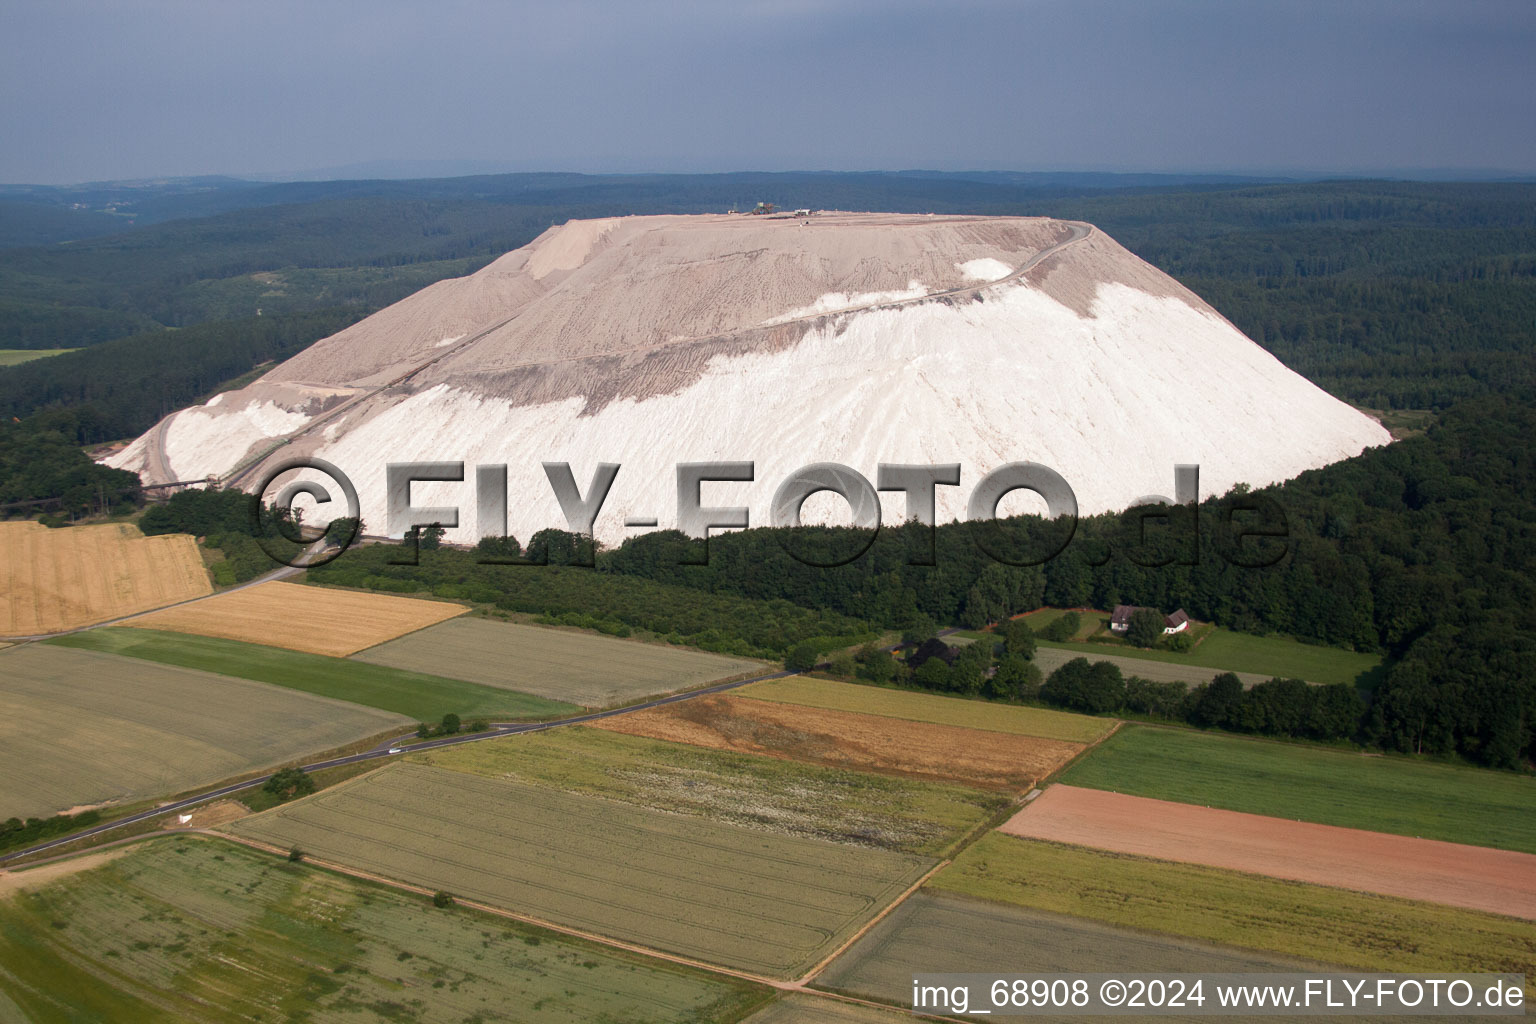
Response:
[126,581,465,656]
[0,521,211,636]
[741,676,1116,743]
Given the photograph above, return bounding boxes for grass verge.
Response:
[50,627,579,722]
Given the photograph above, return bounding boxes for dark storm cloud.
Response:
[1,0,1532,183]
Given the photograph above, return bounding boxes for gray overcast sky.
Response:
[2,0,1533,184]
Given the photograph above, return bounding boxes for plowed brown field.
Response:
[0,521,210,635]
[593,695,1084,790]
[125,581,464,656]
[1002,785,1536,919]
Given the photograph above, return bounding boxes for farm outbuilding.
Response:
[1110,605,1190,635]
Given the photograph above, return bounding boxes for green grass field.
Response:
[0,348,75,366]
[227,763,934,979]
[739,676,1115,743]
[51,627,578,722]
[1037,621,1381,687]
[415,725,1007,857]
[0,836,769,1022]
[1060,724,1536,853]
[352,616,768,707]
[0,644,406,819]
[932,834,1535,981]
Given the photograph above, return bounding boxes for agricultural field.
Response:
[1032,646,1271,688]
[594,695,1087,790]
[0,520,210,635]
[816,890,1335,1009]
[738,676,1114,743]
[0,644,407,820]
[1059,724,1536,853]
[226,763,935,979]
[1028,610,1381,687]
[52,627,578,722]
[744,993,910,1024]
[126,580,465,656]
[0,347,75,366]
[0,836,769,1023]
[1003,785,1536,918]
[352,615,767,706]
[930,833,1536,980]
[413,725,1007,857]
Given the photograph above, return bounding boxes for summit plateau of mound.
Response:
[108,212,1390,547]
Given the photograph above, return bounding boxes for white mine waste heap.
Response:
[108,212,1390,547]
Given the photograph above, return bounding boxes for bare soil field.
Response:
[125,579,464,656]
[0,644,408,819]
[740,676,1113,742]
[0,521,210,636]
[352,615,766,706]
[1003,785,1536,919]
[162,799,250,829]
[226,763,933,979]
[593,695,1085,790]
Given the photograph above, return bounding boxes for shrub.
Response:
[432,891,455,909]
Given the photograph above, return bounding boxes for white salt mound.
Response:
[108,212,1390,547]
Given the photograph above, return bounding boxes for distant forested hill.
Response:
[0,175,1530,414]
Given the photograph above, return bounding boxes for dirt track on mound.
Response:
[592,695,1084,790]
[1002,785,1536,919]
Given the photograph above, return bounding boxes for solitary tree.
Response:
[1003,619,1036,659]
[432,891,455,909]
[263,766,316,803]
[1126,608,1165,648]
[439,712,461,735]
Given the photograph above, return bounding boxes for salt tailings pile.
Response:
[108,212,1390,547]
